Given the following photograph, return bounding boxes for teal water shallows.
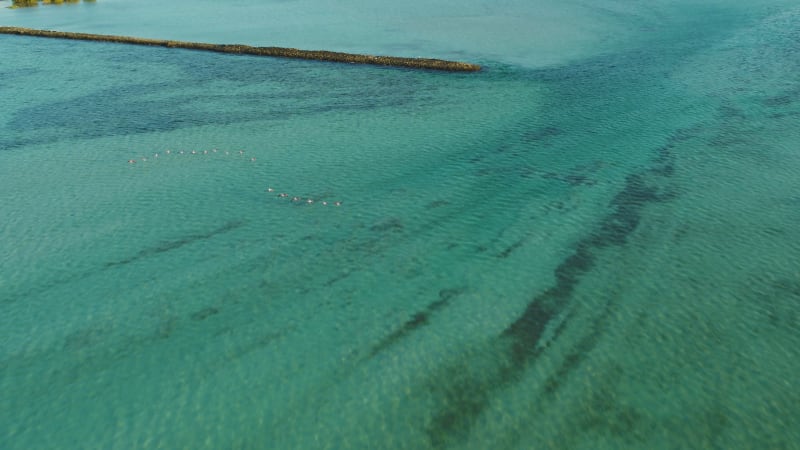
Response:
[2,2,800,450]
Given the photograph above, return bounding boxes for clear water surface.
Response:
[1,0,799,449]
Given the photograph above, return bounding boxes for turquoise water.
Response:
[2,1,800,449]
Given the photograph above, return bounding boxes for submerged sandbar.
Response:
[0,26,481,72]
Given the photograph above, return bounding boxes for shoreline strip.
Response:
[0,26,481,72]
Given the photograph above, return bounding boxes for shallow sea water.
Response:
[1,1,799,449]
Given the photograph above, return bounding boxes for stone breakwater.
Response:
[0,26,481,72]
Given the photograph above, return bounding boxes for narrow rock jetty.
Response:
[0,26,481,72]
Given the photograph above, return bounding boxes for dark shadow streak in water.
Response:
[368,288,465,358]
[2,220,246,307]
[541,300,615,395]
[190,307,220,321]
[0,40,454,152]
[495,238,526,259]
[1,82,412,152]
[500,169,673,363]
[324,271,352,287]
[105,220,245,268]
[423,130,681,447]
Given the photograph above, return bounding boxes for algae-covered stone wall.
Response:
[0,26,481,72]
